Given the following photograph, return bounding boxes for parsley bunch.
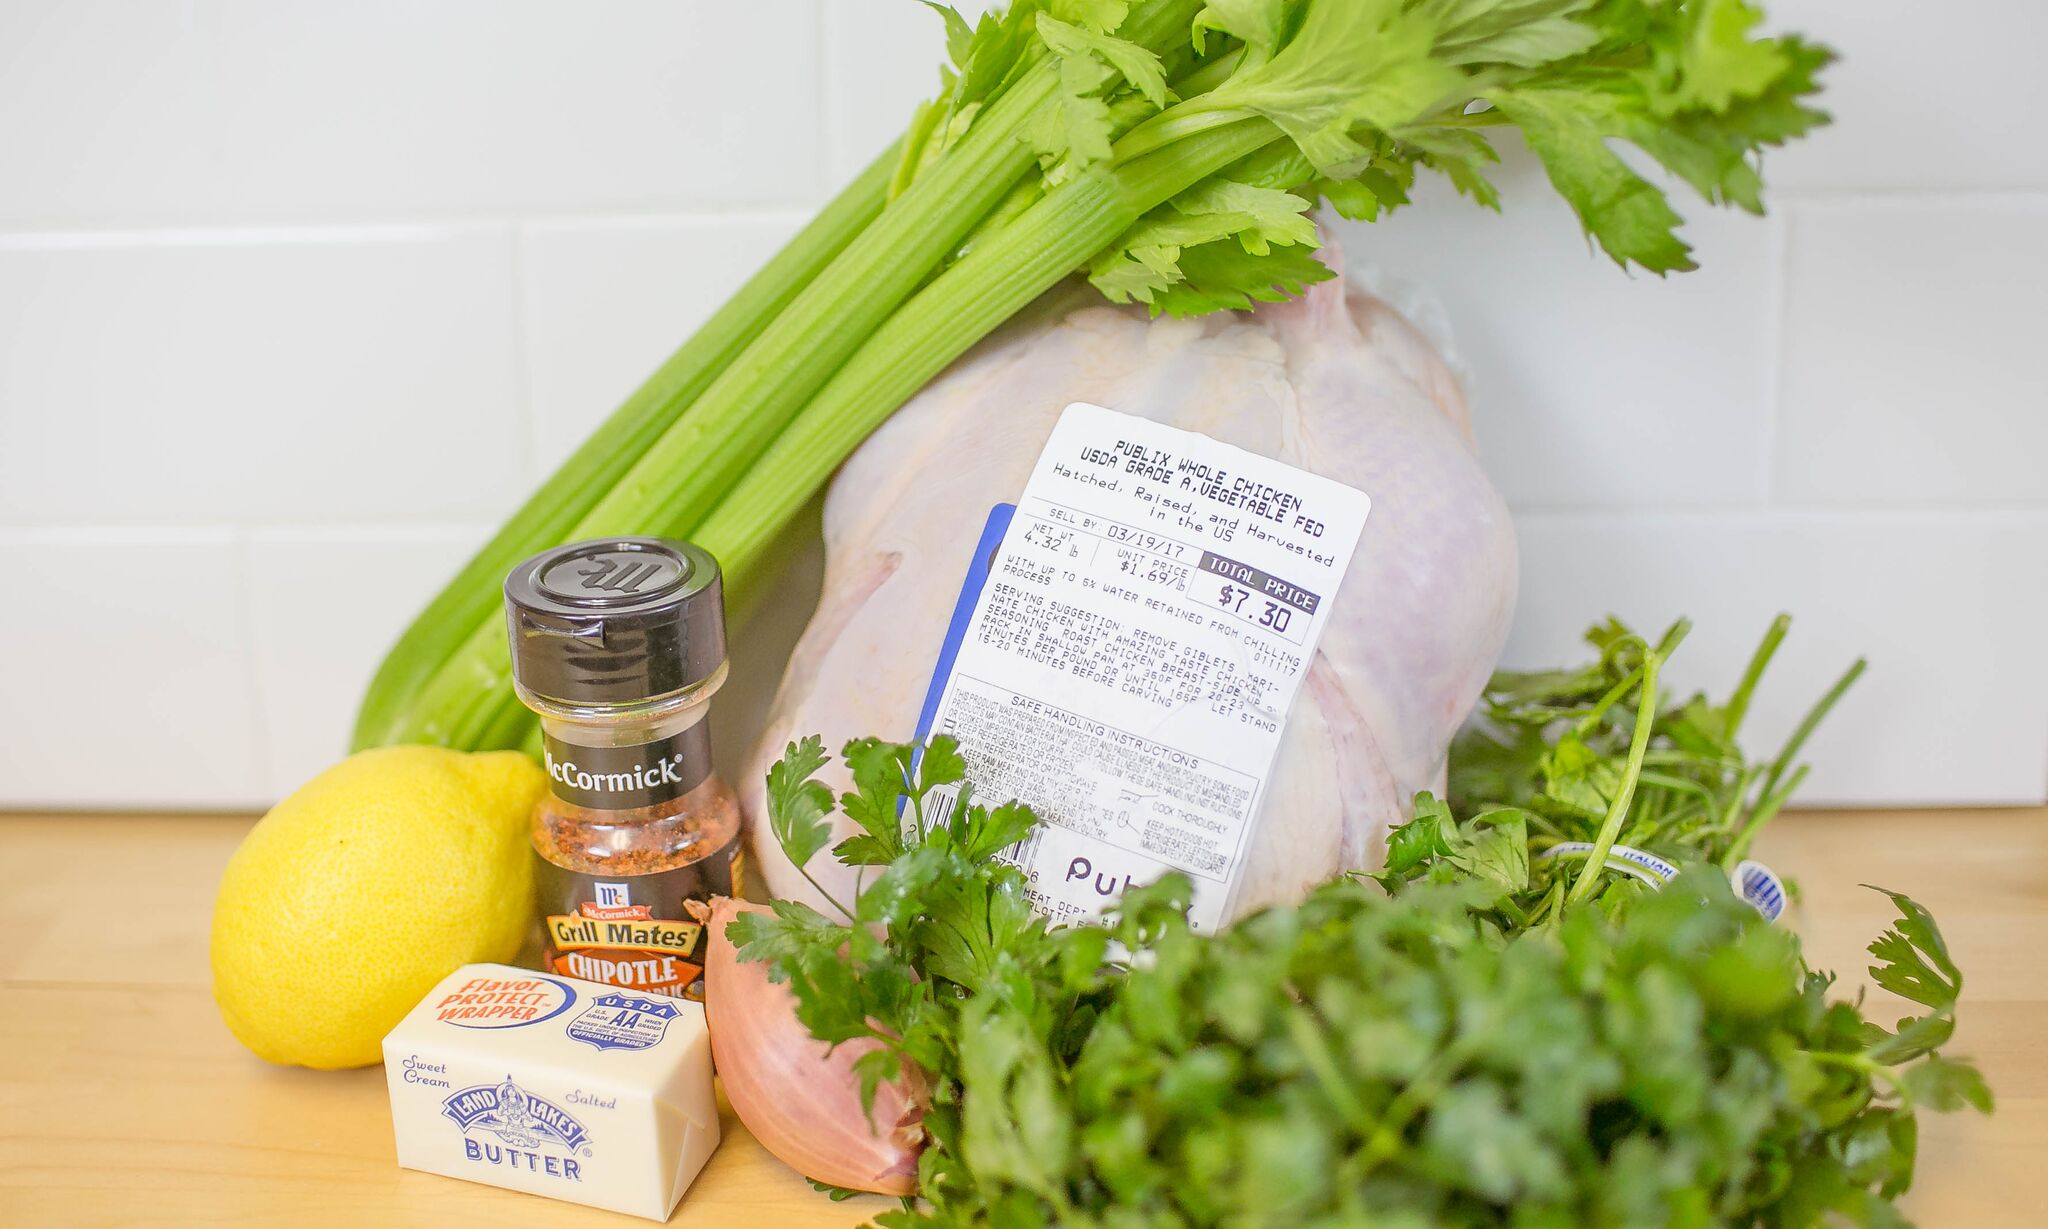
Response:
[732,615,1989,1227]
[729,735,1121,1131]
[958,870,1989,1227]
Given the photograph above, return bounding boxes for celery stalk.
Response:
[349,143,897,750]
[364,0,1210,750]
[543,0,1205,558]
[401,120,1276,754]
[376,69,1067,748]
[354,0,1835,757]
[699,119,1282,587]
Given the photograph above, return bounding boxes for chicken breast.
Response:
[742,258,1518,923]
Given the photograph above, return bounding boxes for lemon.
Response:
[211,746,546,1069]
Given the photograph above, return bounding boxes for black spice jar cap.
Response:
[504,537,726,708]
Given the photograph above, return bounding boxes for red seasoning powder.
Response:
[504,537,744,1001]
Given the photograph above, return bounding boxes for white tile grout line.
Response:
[1771,187,2048,207]
[0,222,500,249]
[0,525,496,545]
[5,508,2044,545]
[0,191,2036,247]
[1504,506,2048,525]
[0,210,824,249]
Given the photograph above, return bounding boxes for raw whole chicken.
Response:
[742,256,1518,923]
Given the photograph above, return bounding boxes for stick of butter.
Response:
[382,962,719,1220]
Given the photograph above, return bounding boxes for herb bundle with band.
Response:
[1379,613,1867,925]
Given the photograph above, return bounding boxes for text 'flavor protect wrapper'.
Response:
[382,962,718,1220]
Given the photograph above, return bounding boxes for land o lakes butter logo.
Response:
[443,1077,592,1180]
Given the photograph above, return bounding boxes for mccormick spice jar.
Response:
[504,537,742,1001]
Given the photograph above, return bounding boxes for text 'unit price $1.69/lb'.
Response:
[918,403,1371,933]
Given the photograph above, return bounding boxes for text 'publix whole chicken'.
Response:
[743,244,1517,925]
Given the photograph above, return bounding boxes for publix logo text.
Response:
[442,1077,591,1181]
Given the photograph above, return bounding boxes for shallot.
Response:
[698,897,925,1194]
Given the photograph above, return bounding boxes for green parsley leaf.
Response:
[1379,790,1459,878]
[840,737,916,862]
[1900,1056,1994,1115]
[960,799,1038,863]
[1448,808,1531,893]
[958,999,1073,1198]
[763,734,836,871]
[1864,884,1963,1012]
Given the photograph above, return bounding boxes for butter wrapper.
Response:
[382,963,718,1220]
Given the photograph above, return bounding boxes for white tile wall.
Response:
[0,1,824,226]
[520,215,805,469]
[820,0,999,184]
[0,530,268,807]
[1763,0,2048,192]
[244,528,488,800]
[1,2,2042,810]
[1775,197,2048,507]
[0,226,529,527]
[1507,512,2048,806]
[1346,148,1782,511]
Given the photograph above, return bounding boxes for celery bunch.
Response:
[354,0,1834,754]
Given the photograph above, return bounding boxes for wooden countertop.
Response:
[2,807,2042,1227]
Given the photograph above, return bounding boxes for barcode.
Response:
[997,827,1043,868]
[922,781,963,832]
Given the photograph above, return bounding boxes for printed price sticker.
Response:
[920,402,1370,931]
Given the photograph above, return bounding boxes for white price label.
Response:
[924,403,1371,931]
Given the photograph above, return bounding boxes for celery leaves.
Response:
[1029,11,1175,183]
[1088,0,1832,315]
[1088,174,1322,306]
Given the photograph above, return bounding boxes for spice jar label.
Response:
[507,537,744,1009]
[542,725,711,811]
[535,845,743,1001]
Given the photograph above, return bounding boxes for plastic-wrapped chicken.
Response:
[742,258,1518,924]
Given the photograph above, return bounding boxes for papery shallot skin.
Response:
[745,255,1518,924]
[700,897,925,1195]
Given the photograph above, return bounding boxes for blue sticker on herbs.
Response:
[1733,859,1788,923]
[566,991,683,1052]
